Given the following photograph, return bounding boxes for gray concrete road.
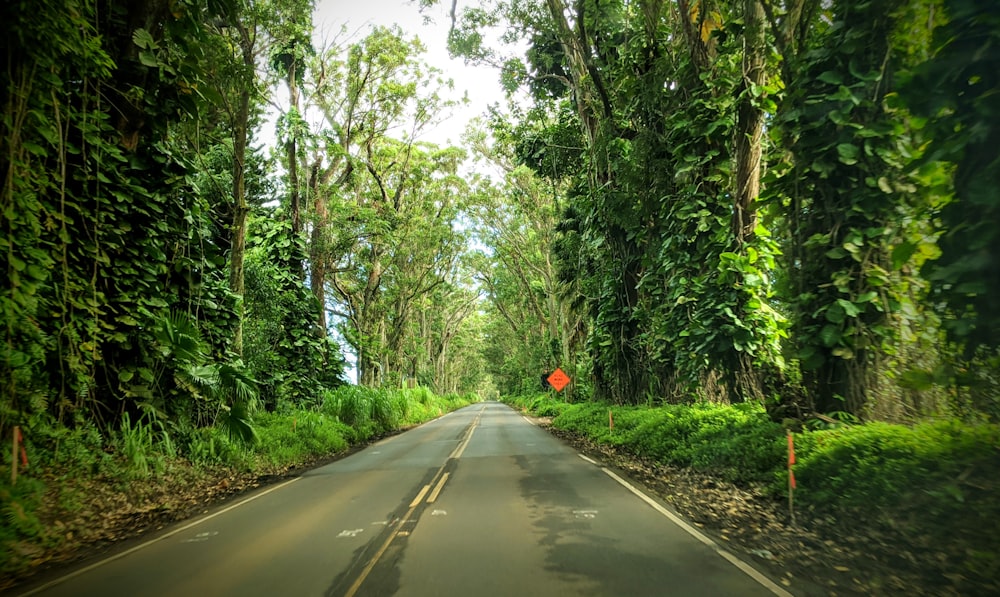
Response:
[15,402,791,597]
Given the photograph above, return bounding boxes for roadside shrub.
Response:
[410,386,434,406]
[0,476,48,577]
[792,419,1000,514]
[551,401,785,483]
[18,413,109,474]
[253,411,350,468]
[371,389,402,431]
[185,426,251,470]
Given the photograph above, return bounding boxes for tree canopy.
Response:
[3,0,999,448]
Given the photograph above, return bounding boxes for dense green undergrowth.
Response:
[0,387,477,581]
[505,393,1000,583]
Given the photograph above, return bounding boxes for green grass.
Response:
[541,399,784,484]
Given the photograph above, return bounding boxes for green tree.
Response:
[766,0,939,416]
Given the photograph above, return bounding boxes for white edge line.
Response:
[521,416,535,425]
[578,454,598,465]
[600,468,793,597]
[716,548,794,597]
[16,477,302,597]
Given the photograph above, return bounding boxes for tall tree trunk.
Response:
[229,22,255,356]
[545,0,646,404]
[308,159,327,334]
[734,0,766,245]
[725,0,769,403]
[285,61,302,277]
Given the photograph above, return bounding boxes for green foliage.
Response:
[1,0,241,435]
[902,0,1000,351]
[0,476,48,576]
[252,411,350,468]
[320,385,475,441]
[117,412,169,479]
[530,391,1000,587]
[791,419,1000,584]
[768,0,937,414]
[243,214,344,407]
[541,399,786,484]
[185,426,252,469]
[792,420,996,511]
[505,393,573,418]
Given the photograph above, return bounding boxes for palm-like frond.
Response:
[217,363,260,413]
[154,310,207,363]
[219,402,258,445]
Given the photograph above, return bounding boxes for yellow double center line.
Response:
[344,405,484,597]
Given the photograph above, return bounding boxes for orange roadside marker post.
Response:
[11,426,20,485]
[787,431,797,526]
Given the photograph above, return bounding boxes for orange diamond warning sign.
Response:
[547,368,570,392]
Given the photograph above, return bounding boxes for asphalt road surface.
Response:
[16,401,791,597]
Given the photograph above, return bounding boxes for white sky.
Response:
[313,0,505,147]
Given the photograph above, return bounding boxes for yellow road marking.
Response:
[409,484,431,508]
[427,472,450,503]
[346,404,486,597]
[344,488,429,597]
[449,407,483,460]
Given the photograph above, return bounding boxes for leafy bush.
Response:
[25,414,109,474]
[117,412,165,478]
[792,420,1000,514]
[253,411,350,468]
[551,401,788,483]
[185,426,252,469]
[0,476,48,577]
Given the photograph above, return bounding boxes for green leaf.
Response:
[825,303,846,324]
[817,71,843,86]
[133,28,157,50]
[836,298,862,317]
[836,143,859,165]
[831,346,855,359]
[891,243,916,270]
[117,314,139,326]
[139,51,159,68]
[2,349,30,368]
[819,325,841,347]
[26,265,48,281]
